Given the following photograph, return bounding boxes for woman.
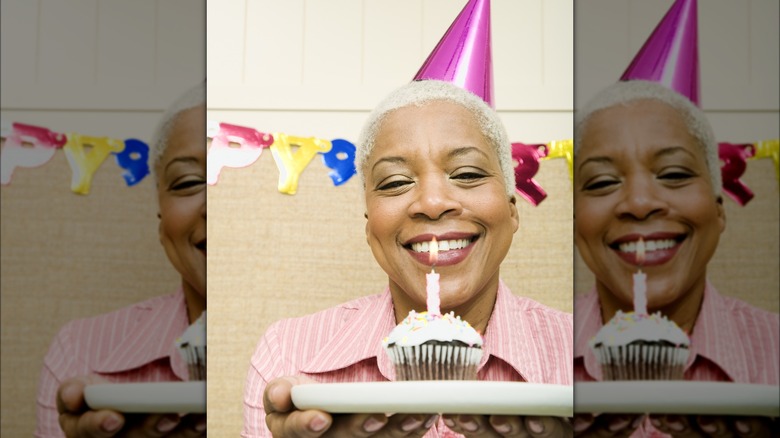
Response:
[243,80,573,437]
[35,83,207,437]
[572,80,779,437]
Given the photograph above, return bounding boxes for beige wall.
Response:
[206,0,574,435]
[0,1,204,435]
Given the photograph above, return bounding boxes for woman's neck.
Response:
[182,282,206,324]
[596,279,706,334]
[390,279,498,335]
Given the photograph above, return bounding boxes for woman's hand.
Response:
[649,414,778,438]
[572,413,642,437]
[441,414,572,437]
[264,376,437,437]
[57,376,206,437]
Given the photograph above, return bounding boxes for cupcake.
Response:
[383,310,483,381]
[175,311,206,380]
[589,310,689,380]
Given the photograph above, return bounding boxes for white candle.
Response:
[633,238,648,314]
[633,269,647,315]
[426,270,441,315]
[426,238,441,315]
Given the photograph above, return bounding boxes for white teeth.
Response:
[618,239,676,253]
[410,239,471,253]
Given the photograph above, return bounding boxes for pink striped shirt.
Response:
[36,289,190,438]
[243,280,573,438]
[574,282,780,437]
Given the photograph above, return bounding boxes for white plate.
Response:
[84,381,206,413]
[574,382,779,416]
[291,381,573,416]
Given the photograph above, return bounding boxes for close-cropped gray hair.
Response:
[149,81,206,181]
[356,80,516,197]
[575,80,721,195]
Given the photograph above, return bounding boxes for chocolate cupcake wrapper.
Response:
[596,344,689,380]
[181,345,206,381]
[387,344,482,381]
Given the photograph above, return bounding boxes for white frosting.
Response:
[589,311,690,348]
[382,311,483,348]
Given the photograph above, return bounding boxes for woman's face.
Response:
[574,99,724,311]
[157,105,207,302]
[364,100,518,314]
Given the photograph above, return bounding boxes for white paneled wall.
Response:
[1,0,205,110]
[208,0,574,113]
[575,0,779,112]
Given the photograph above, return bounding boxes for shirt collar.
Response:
[573,283,750,382]
[93,288,190,380]
[300,288,397,380]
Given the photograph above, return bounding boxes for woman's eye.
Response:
[582,178,618,191]
[658,171,694,181]
[452,172,485,181]
[171,179,204,191]
[376,179,411,191]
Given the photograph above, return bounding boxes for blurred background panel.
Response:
[0,0,204,435]
[574,0,779,312]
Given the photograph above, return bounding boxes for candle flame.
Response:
[429,237,439,265]
[637,237,646,266]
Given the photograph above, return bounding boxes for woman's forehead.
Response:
[374,104,488,153]
[585,100,691,141]
[582,102,702,155]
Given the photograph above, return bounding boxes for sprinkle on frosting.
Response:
[382,310,483,348]
[589,310,690,348]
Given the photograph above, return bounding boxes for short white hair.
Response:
[356,80,516,196]
[149,81,206,181]
[575,80,721,195]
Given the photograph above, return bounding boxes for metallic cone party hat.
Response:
[413,0,494,107]
[621,0,700,106]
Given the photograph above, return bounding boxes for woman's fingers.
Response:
[265,408,332,438]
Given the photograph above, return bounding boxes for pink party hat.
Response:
[621,0,700,106]
[413,0,494,107]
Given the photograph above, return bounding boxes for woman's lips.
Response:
[610,234,686,267]
[404,234,478,267]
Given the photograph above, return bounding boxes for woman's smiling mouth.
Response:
[409,238,473,253]
[404,234,479,266]
[609,233,687,266]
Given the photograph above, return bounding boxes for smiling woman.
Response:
[574,85,725,326]
[363,95,518,333]
[243,79,573,438]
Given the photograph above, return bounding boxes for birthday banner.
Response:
[205,121,779,207]
[1,119,778,207]
[204,120,572,205]
[1,120,149,194]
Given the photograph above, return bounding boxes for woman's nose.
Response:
[615,177,667,220]
[409,175,461,220]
